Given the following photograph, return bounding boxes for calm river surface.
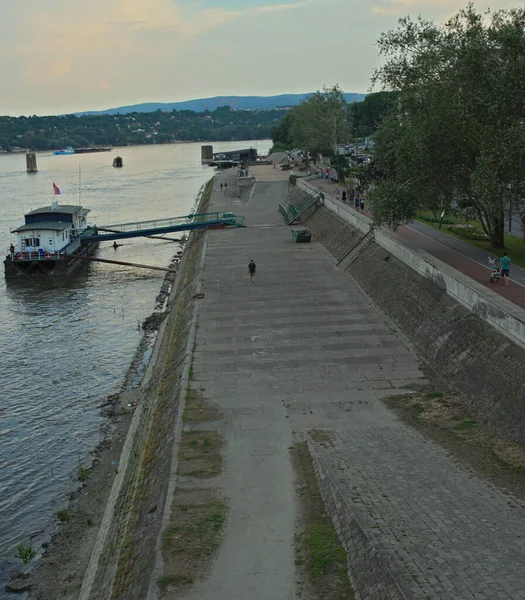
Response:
[0,141,270,571]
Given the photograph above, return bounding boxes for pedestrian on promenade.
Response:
[354,193,360,211]
[248,259,256,282]
[342,190,347,203]
[500,252,511,285]
[335,187,340,199]
[220,182,223,191]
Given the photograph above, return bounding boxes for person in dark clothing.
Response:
[248,260,256,282]
[342,190,347,203]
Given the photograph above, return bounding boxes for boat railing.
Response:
[12,250,60,261]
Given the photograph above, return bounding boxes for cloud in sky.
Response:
[0,0,517,115]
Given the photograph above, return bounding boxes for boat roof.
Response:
[13,221,72,233]
[26,205,90,216]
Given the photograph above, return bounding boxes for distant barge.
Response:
[4,204,97,277]
[75,147,112,154]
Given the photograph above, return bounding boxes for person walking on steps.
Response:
[248,259,256,282]
[500,252,511,285]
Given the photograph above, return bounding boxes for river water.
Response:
[0,141,270,574]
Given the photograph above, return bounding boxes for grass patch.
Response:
[454,418,477,430]
[160,488,227,597]
[310,429,335,446]
[183,392,221,423]
[163,498,226,558]
[57,508,69,522]
[385,392,525,499]
[291,441,354,600]
[416,211,525,268]
[158,574,194,591]
[78,465,90,482]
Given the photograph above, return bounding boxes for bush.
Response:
[419,214,455,224]
[14,543,36,564]
[447,226,489,241]
[57,508,69,522]
[78,465,90,482]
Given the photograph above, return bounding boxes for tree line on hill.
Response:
[0,106,283,152]
[270,5,525,249]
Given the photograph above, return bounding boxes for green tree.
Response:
[370,4,525,248]
[289,85,349,156]
[271,111,294,150]
[349,91,398,132]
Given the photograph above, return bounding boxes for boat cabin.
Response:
[12,204,90,255]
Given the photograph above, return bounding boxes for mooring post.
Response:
[26,152,37,173]
[201,145,213,164]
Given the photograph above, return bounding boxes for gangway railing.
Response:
[81,212,245,244]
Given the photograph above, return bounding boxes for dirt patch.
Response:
[183,391,221,423]
[309,429,335,446]
[290,441,354,600]
[159,488,227,598]
[385,391,525,499]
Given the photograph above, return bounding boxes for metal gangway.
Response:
[81,212,245,244]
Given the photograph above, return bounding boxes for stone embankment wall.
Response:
[295,178,525,351]
[286,184,525,446]
[80,187,211,600]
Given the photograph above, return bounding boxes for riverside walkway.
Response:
[178,168,525,600]
[312,175,525,310]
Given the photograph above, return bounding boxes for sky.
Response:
[0,0,520,116]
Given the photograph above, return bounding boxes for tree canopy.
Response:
[349,91,399,135]
[369,4,525,248]
[271,85,349,156]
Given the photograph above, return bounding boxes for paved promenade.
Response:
[183,171,525,600]
[312,175,525,310]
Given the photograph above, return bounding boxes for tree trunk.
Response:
[490,220,505,248]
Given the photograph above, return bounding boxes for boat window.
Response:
[24,237,40,247]
[49,239,53,245]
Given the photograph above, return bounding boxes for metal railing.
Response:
[100,212,244,232]
[12,251,60,261]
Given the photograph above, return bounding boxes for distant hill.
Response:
[75,93,366,116]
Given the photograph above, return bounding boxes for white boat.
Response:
[5,203,97,277]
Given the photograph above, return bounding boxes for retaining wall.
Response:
[287,183,525,446]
